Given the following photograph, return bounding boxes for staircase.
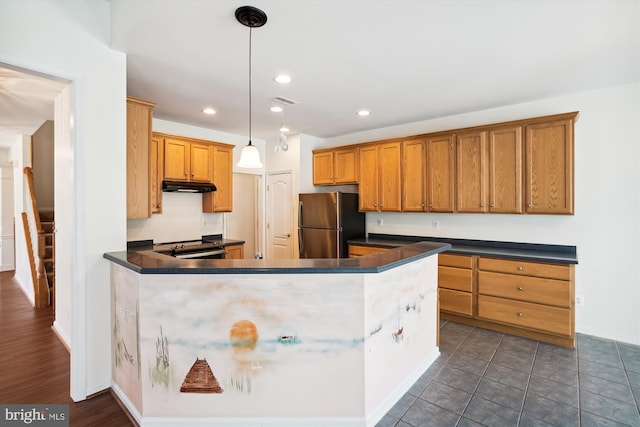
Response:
[39,210,55,304]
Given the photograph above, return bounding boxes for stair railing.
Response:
[22,166,49,307]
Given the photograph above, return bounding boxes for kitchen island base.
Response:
[108,244,445,427]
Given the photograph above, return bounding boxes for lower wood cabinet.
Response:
[347,244,389,258]
[440,255,575,348]
[438,254,474,316]
[224,244,244,259]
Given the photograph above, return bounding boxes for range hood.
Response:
[162,180,217,193]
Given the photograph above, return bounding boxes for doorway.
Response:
[226,173,261,258]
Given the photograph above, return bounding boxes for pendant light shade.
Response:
[235,6,267,169]
[237,143,263,168]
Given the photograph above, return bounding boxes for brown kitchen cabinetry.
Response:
[402,138,427,212]
[456,126,523,213]
[312,147,358,185]
[164,138,213,183]
[358,141,402,212]
[224,244,244,259]
[525,116,575,214]
[438,254,474,316]
[126,96,155,219]
[150,134,163,214]
[476,257,574,345]
[203,145,233,212]
[347,244,389,258]
[426,134,456,212]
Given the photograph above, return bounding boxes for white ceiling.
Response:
[1,0,639,145]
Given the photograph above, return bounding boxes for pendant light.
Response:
[236,6,267,168]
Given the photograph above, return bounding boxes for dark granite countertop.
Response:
[104,241,451,274]
[349,234,577,264]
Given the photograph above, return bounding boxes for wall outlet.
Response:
[377,217,383,226]
[432,221,440,230]
[576,295,584,306]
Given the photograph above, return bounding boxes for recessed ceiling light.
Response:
[357,110,371,117]
[270,106,283,113]
[202,107,216,115]
[274,74,292,84]
[280,126,290,132]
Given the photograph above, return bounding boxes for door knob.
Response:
[284,233,291,238]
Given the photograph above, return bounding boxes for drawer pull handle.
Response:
[517,312,524,317]
[517,286,523,291]
[517,266,524,271]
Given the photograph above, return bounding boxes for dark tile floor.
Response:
[378,320,640,427]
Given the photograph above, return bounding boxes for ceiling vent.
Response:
[271,96,299,105]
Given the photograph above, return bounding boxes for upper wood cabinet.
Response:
[126,97,155,219]
[358,142,402,212]
[202,144,233,213]
[525,117,575,214]
[456,131,487,213]
[312,147,358,185]
[456,126,523,213]
[150,134,164,214]
[402,138,427,212]
[426,134,456,212]
[488,126,523,213]
[164,138,213,183]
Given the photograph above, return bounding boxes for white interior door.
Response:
[266,171,293,259]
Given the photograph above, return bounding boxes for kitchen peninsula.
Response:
[104,241,450,427]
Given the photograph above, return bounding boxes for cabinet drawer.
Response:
[478,271,571,308]
[479,257,571,280]
[439,266,473,292]
[348,244,389,257]
[439,253,472,268]
[478,295,572,336]
[439,289,473,316]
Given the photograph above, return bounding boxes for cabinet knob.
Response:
[380,204,384,208]
[517,312,524,317]
[517,286,523,291]
[527,203,533,208]
[517,266,524,271]
[490,204,495,208]
[374,203,377,207]
[422,203,425,208]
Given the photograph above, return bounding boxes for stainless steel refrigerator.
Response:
[298,192,365,258]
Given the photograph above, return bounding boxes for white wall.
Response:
[1,0,127,400]
[32,120,55,210]
[322,83,640,345]
[0,159,15,271]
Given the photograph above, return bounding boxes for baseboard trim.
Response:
[109,349,441,427]
[365,348,441,427]
[51,323,70,353]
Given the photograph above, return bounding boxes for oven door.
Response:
[174,248,226,259]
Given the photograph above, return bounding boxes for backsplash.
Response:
[127,192,224,244]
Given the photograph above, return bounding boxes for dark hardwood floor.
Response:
[0,271,134,426]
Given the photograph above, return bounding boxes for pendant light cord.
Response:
[248,26,253,145]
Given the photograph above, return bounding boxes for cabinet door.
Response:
[126,99,153,219]
[190,142,213,182]
[150,135,163,214]
[456,131,487,213]
[164,139,189,181]
[224,244,244,259]
[525,119,574,214]
[203,145,233,212]
[334,148,358,184]
[379,142,402,211]
[427,134,455,212]
[358,145,379,211]
[313,151,335,185]
[488,126,523,213]
[402,138,427,211]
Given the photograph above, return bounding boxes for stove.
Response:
[169,241,226,259]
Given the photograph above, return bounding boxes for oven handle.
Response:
[175,249,226,259]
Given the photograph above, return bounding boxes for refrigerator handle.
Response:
[298,201,304,256]
[298,228,304,256]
